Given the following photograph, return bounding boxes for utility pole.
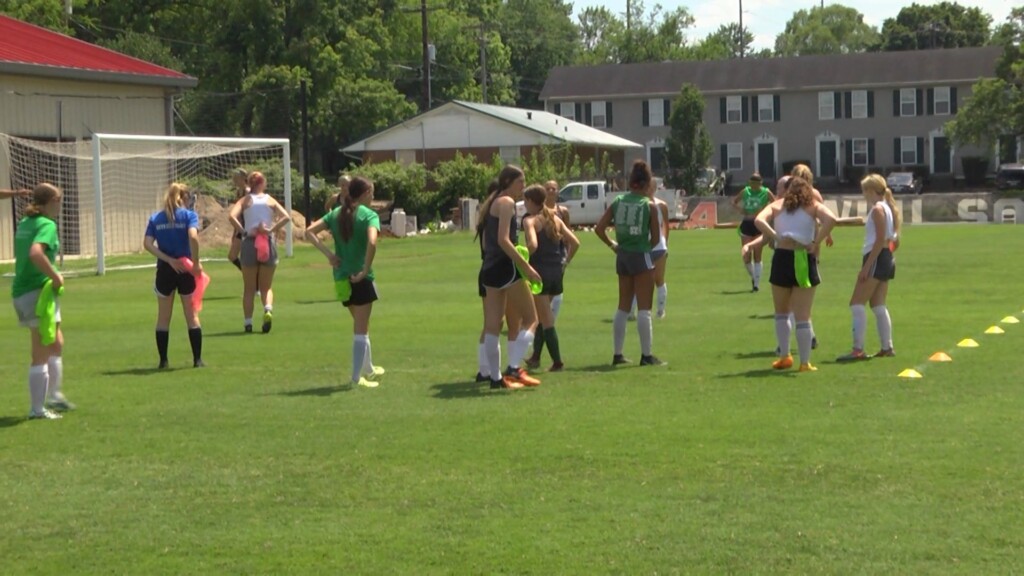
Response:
[738,0,744,59]
[479,22,488,104]
[421,0,431,111]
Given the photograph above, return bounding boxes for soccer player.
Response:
[227,168,249,270]
[143,183,205,369]
[305,176,386,388]
[731,173,774,292]
[11,183,73,419]
[526,179,570,368]
[325,174,351,212]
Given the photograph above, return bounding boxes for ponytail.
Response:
[883,186,902,232]
[338,176,373,242]
[524,184,561,241]
[162,183,188,220]
[25,183,61,217]
[474,178,501,243]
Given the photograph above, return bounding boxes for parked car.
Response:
[995,163,1024,190]
[886,171,923,194]
[556,180,683,225]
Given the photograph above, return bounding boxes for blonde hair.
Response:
[25,183,61,217]
[791,164,814,186]
[162,183,189,220]
[524,184,562,242]
[860,174,902,231]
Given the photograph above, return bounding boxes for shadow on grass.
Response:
[278,384,352,397]
[715,367,797,379]
[564,363,618,373]
[734,351,777,359]
[204,331,251,338]
[719,290,753,295]
[295,299,336,305]
[101,367,172,376]
[748,313,775,320]
[0,416,25,429]
[430,380,540,399]
[202,296,235,302]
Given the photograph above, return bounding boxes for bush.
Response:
[349,161,431,219]
[962,156,989,186]
[432,153,493,211]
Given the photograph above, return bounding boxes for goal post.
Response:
[1,132,292,275]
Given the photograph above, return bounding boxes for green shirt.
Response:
[611,193,651,253]
[326,204,380,281]
[13,215,59,298]
[740,186,770,216]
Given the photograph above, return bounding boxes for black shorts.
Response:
[477,269,486,298]
[769,249,821,288]
[863,249,896,281]
[155,260,196,297]
[538,268,564,296]
[616,251,654,276]
[343,279,378,307]
[480,257,520,290]
[739,218,759,237]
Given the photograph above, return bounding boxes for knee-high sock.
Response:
[531,324,546,360]
[188,327,203,362]
[656,284,667,313]
[796,321,814,365]
[629,296,637,316]
[29,364,48,414]
[753,262,763,287]
[745,261,755,279]
[775,314,792,356]
[484,334,501,380]
[46,356,63,398]
[551,294,563,321]
[352,334,369,383]
[477,342,488,375]
[362,336,374,374]
[873,305,893,350]
[637,310,653,356]
[851,304,867,351]
[613,310,629,355]
[156,329,169,362]
[544,326,562,363]
[509,329,534,370]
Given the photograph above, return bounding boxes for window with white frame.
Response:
[818,92,834,120]
[758,94,773,122]
[934,87,951,115]
[592,101,607,127]
[395,149,416,165]
[852,138,869,166]
[726,96,742,123]
[499,146,521,164]
[648,98,665,126]
[851,90,868,119]
[727,142,743,171]
[900,137,917,164]
[559,101,575,121]
[900,89,916,117]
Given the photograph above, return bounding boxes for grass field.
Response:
[2,225,1023,574]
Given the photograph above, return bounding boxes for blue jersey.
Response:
[145,208,199,258]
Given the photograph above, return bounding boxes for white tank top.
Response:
[863,200,896,254]
[774,207,816,246]
[652,201,667,252]
[243,194,274,234]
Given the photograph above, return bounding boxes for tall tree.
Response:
[664,84,712,195]
[498,0,577,108]
[879,2,991,51]
[774,5,879,56]
[573,2,695,64]
[693,23,754,60]
[575,6,624,65]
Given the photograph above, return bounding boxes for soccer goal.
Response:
[0,133,292,275]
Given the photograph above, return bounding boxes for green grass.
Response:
[2,225,1023,574]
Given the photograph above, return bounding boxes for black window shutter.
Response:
[845,140,853,166]
[575,103,583,121]
[751,96,759,123]
[844,91,853,119]
[894,138,902,165]
[721,144,728,170]
[664,99,671,123]
[642,100,650,127]
[893,90,899,117]
[554,103,560,115]
[585,102,592,125]
[916,88,923,116]
[720,97,727,123]
[741,97,749,123]
[773,95,781,122]
[834,92,842,118]
[917,137,925,162]
[868,139,876,166]
[606,102,613,127]
[951,87,958,114]
[867,91,875,118]
[927,88,935,116]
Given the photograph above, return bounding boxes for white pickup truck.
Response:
[554,180,683,226]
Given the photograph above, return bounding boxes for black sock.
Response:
[188,327,203,362]
[156,330,169,362]
[544,326,561,363]
[231,258,242,270]
[531,324,546,360]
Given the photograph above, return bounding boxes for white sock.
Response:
[629,296,637,316]
[656,284,667,314]
[509,329,534,370]
[29,364,48,414]
[775,314,791,356]
[264,304,273,313]
[745,261,754,279]
[637,310,653,356]
[484,334,501,380]
[873,305,893,350]
[46,356,63,399]
[352,334,369,383]
[362,335,374,374]
[753,262,762,287]
[613,310,629,355]
[796,321,814,365]
[244,317,253,326]
[477,342,488,375]
[551,294,563,321]
[851,304,867,351]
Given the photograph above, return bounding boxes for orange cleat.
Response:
[504,367,541,387]
[772,355,794,370]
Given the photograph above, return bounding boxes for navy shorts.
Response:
[615,251,654,276]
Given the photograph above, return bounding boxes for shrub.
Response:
[349,161,430,220]
[432,153,493,210]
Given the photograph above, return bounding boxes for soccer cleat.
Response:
[158,359,169,369]
[193,359,206,368]
[811,336,819,350]
[503,367,541,387]
[491,378,524,390]
[612,354,631,366]
[798,363,818,372]
[261,311,273,333]
[475,372,490,383]
[244,325,253,334]
[836,349,869,362]
[640,355,666,366]
[874,348,896,358]
[28,408,62,420]
[772,355,794,370]
[354,377,379,388]
[365,365,386,377]
[45,395,76,412]
[549,361,564,372]
[524,356,541,370]
[751,280,758,293]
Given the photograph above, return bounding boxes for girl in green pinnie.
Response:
[732,172,775,292]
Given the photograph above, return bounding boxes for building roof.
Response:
[540,46,1002,101]
[0,15,197,89]
[343,100,642,153]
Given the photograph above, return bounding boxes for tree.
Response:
[693,23,754,60]
[664,84,712,195]
[774,5,879,56]
[573,2,695,64]
[575,6,624,64]
[879,2,991,51]
[498,0,577,108]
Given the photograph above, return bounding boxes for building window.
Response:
[592,101,607,128]
[727,142,743,171]
[758,94,774,122]
[559,101,575,121]
[900,89,916,117]
[395,149,416,165]
[818,92,834,120]
[726,96,742,123]
[648,98,665,127]
[559,183,583,202]
[934,87,951,116]
[499,146,521,164]
[852,138,869,166]
[851,90,868,119]
[649,144,666,171]
[900,137,917,164]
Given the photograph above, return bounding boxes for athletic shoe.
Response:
[811,337,818,350]
[874,349,896,358]
[261,311,273,333]
[354,377,379,388]
[524,356,541,369]
[612,354,631,366]
[491,378,524,390]
[772,355,794,370]
[46,395,76,412]
[836,349,869,362]
[475,372,490,383]
[798,363,818,372]
[28,408,62,420]
[193,359,205,368]
[549,362,564,372]
[656,308,666,319]
[639,355,666,366]
[365,365,386,377]
[244,325,253,334]
[503,367,541,387]
[751,280,758,293]
[158,359,169,369]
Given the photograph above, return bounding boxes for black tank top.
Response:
[482,206,518,269]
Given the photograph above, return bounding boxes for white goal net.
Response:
[0,133,292,274]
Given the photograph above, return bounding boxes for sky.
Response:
[570,0,1017,50]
